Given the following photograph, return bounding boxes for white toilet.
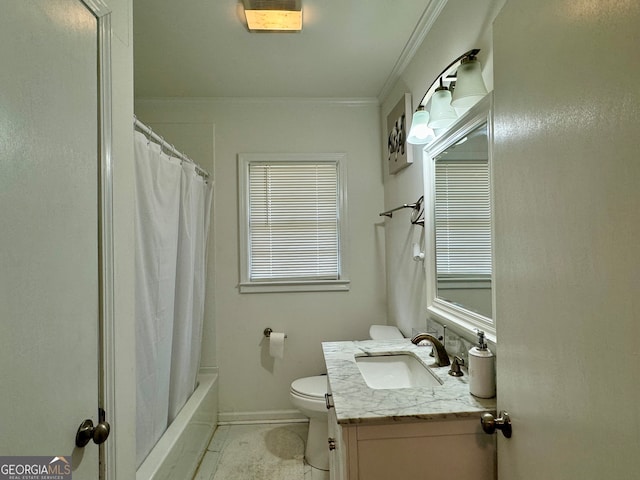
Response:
[289,325,404,473]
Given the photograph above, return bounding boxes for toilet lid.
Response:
[369,324,404,340]
[291,375,327,399]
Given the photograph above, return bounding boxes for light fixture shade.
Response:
[244,9,302,31]
[427,88,457,129]
[451,56,488,108]
[407,108,435,145]
[243,0,302,31]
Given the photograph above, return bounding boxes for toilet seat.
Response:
[290,375,327,400]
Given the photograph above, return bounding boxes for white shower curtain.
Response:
[168,162,213,422]
[134,129,213,467]
[134,131,182,466]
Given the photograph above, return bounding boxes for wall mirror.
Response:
[423,94,495,339]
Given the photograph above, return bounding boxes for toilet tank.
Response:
[369,325,404,340]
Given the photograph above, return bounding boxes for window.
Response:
[238,153,349,293]
[434,159,491,278]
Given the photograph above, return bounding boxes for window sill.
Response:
[436,277,491,290]
[239,279,351,294]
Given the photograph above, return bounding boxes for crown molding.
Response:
[135,96,380,107]
[377,0,449,103]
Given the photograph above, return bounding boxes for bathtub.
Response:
[136,370,218,480]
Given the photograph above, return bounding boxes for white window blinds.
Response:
[435,160,492,276]
[248,161,340,281]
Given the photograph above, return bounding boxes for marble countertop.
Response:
[322,339,496,425]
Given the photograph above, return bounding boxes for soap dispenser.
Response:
[468,330,495,398]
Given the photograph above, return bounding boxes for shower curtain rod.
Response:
[133,116,211,179]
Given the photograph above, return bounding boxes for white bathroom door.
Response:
[0,1,104,478]
[492,0,640,478]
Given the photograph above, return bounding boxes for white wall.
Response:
[380,0,505,338]
[135,98,387,417]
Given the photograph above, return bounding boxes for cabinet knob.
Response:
[325,393,334,410]
[328,438,336,451]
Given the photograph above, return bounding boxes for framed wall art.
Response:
[386,93,413,174]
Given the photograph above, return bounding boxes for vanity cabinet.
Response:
[323,340,497,480]
[327,400,348,480]
[328,414,496,480]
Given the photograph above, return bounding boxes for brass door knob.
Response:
[480,411,512,438]
[75,419,111,447]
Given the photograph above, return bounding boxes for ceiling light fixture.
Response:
[243,0,302,32]
[407,49,488,145]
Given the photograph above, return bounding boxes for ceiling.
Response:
[133,0,442,99]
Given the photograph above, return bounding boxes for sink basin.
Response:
[355,353,443,389]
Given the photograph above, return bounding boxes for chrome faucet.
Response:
[410,333,450,367]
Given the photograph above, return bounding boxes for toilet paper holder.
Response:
[264,327,287,339]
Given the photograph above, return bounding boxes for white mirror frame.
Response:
[423,94,496,342]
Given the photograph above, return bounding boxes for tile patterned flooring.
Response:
[193,422,327,480]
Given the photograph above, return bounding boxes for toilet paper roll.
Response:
[269,332,286,359]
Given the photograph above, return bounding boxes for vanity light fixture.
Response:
[243,0,303,32]
[407,49,487,145]
[451,55,488,108]
[427,80,458,129]
[407,106,435,145]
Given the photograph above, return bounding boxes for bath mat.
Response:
[213,425,305,480]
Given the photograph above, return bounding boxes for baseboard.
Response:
[218,409,308,425]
